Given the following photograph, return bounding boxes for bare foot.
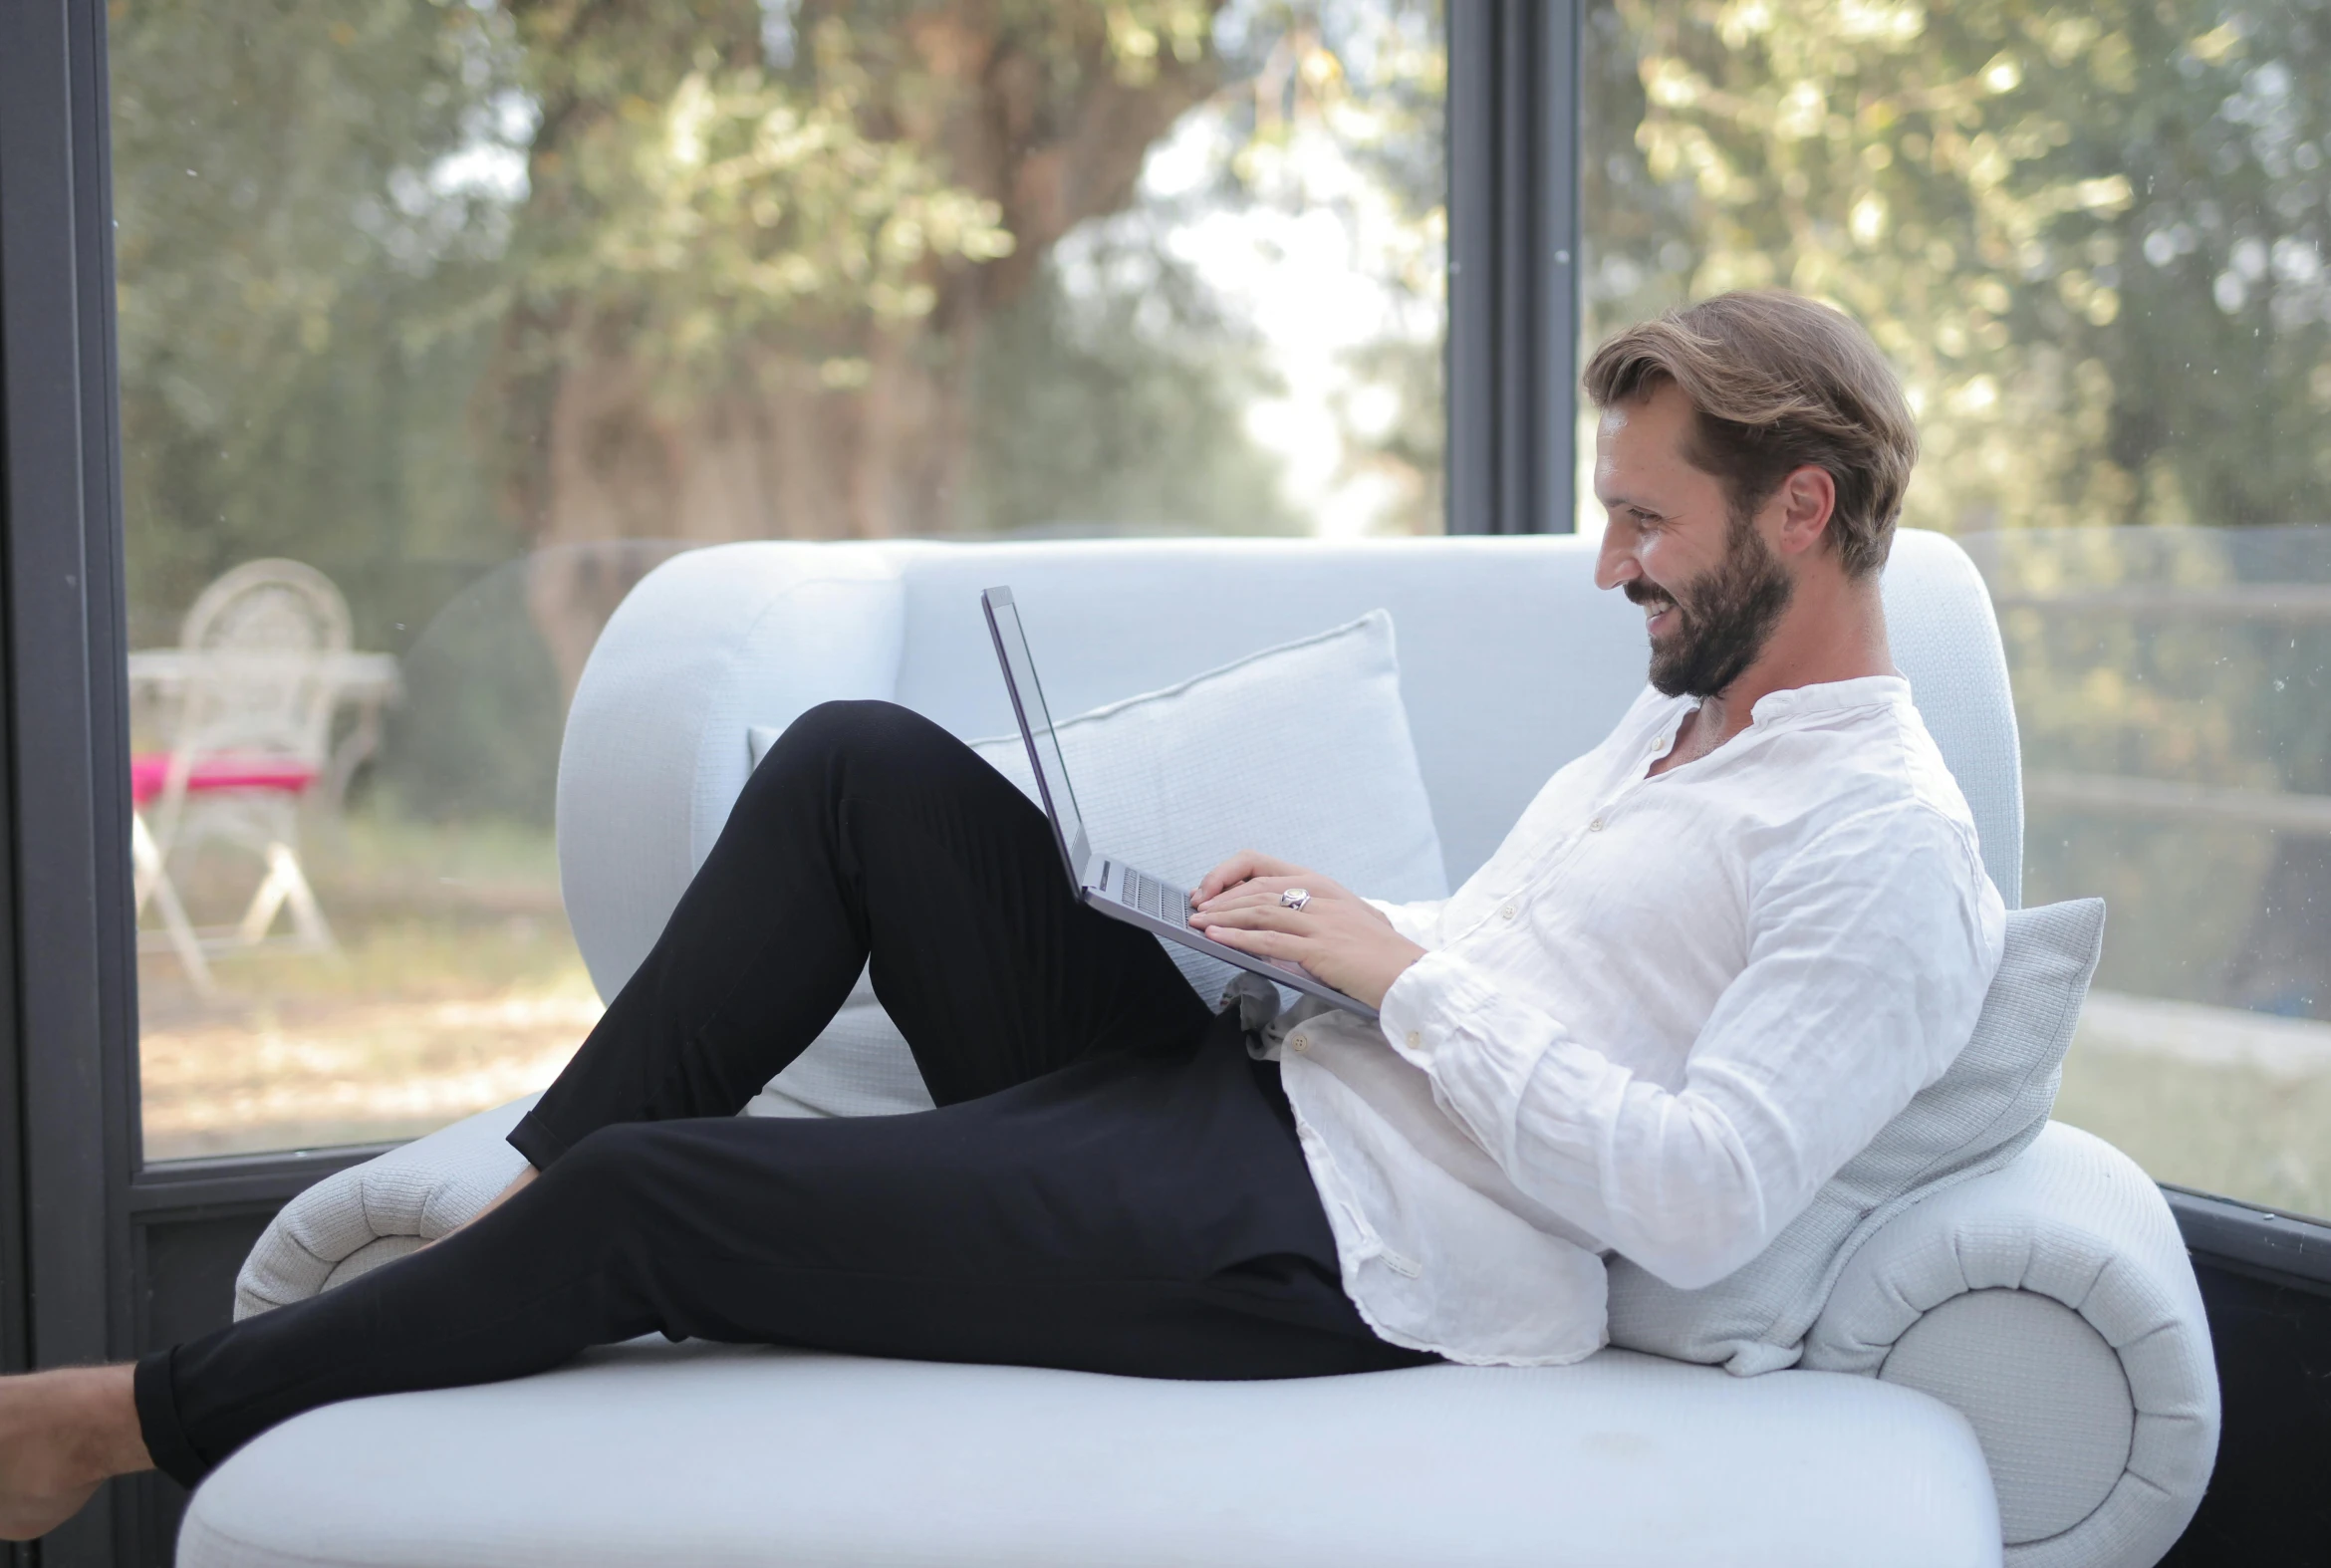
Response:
[0,1365,149,1539]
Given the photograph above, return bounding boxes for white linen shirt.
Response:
[1259,674,2006,1367]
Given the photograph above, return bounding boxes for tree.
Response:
[110,0,1444,812]
[109,0,521,644]
[486,1,1232,683]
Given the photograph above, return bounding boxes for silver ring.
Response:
[1280,888,1312,912]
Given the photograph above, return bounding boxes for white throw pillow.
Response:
[744,609,1448,1118]
[1605,897,2107,1374]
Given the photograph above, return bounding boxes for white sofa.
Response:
[192,532,2218,1568]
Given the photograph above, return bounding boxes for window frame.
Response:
[2,2,139,1557]
[1446,0,1584,536]
[1,1,2325,1564]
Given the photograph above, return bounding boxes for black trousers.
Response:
[135,701,1428,1486]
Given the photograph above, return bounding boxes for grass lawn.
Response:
[137,811,603,1161]
[2056,1019,2331,1223]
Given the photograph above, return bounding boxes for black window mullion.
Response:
[1446,0,1581,536]
[0,0,137,1561]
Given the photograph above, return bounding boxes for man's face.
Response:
[1592,384,1795,699]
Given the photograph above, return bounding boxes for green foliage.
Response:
[110,0,523,641]
[513,22,1017,385]
[1585,0,2331,537]
[497,0,1220,381]
[962,249,1298,537]
[2057,1032,2331,1220]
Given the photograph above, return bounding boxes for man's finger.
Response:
[1203,922,1305,959]
[1196,877,1337,914]
[1196,853,1267,902]
[1190,903,1306,933]
[1194,883,1286,914]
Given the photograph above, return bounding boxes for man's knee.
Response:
[541,1121,665,1208]
[748,701,977,822]
[757,699,951,782]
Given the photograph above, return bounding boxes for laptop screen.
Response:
[981,588,1091,884]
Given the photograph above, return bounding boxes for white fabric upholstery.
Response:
[233,1118,2213,1568]
[224,529,2211,1568]
[1881,1289,2134,1544]
[1879,530,2023,907]
[558,546,906,1004]
[555,531,2022,1012]
[177,1344,1999,1568]
[1807,1120,2218,1568]
[234,1096,536,1319]
[743,969,929,1121]
[1607,898,2103,1373]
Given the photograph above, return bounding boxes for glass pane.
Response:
[115,0,1447,1161]
[1584,0,2331,1219]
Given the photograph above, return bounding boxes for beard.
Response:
[1626,511,1796,699]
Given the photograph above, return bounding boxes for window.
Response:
[114,0,1446,1160]
[1584,0,2331,1220]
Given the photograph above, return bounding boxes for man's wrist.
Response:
[1375,943,1460,1060]
[1357,936,1428,1012]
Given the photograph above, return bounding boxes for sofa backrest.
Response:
[556,529,2020,1002]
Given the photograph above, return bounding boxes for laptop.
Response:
[981,586,1379,1022]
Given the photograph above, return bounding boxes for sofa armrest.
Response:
[234,1096,539,1321]
[1806,1121,2218,1568]
[559,542,906,1002]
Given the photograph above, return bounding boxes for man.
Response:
[0,288,2001,1536]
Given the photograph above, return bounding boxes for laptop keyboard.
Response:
[1122,867,1189,922]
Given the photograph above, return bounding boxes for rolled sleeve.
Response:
[1380,946,1629,1191]
[1366,896,1447,949]
[1375,805,2004,1291]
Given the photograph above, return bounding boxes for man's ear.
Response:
[1770,465,1837,560]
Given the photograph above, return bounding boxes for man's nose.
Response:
[1594,527,1639,592]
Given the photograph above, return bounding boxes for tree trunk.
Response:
[503,4,1221,696]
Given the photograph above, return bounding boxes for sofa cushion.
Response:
[176,1343,1999,1568]
[1607,897,2105,1375]
[746,609,1447,1118]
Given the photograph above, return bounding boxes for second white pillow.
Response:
[745,608,1447,1117]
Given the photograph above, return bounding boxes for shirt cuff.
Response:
[1366,897,1445,949]
[1378,944,1484,1061]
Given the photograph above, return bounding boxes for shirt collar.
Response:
[1746,674,1913,728]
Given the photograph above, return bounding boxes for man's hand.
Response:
[1189,851,1426,1010]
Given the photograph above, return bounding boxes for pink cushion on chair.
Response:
[130,753,320,806]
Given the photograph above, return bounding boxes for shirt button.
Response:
[1500,903,1518,920]
[1290,1034,1310,1053]
[1405,1030,1422,1049]
[1588,817,1606,832]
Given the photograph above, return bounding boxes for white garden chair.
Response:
[131,559,354,987]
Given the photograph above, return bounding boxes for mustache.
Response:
[1624,579,1680,613]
